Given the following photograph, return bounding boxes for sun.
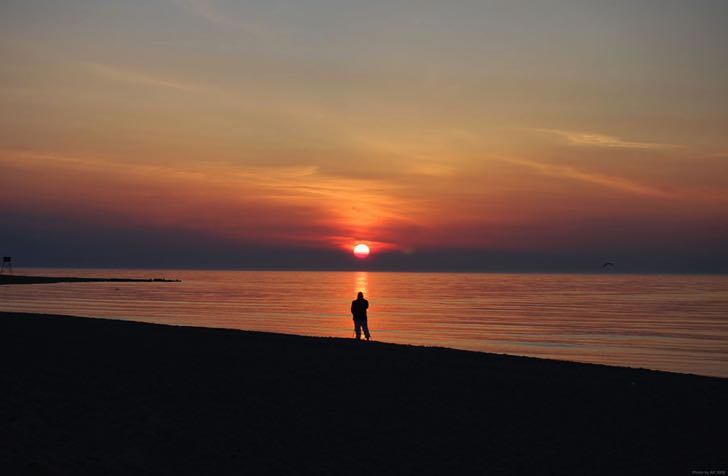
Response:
[353,243,370,259]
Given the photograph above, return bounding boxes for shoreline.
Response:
[1,310,726,474]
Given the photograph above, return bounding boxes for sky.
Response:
[1,0,727,272]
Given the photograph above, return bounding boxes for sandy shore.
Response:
[0,275,180,285]
[1,311,725,475]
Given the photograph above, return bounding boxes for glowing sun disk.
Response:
[353,243,370,259]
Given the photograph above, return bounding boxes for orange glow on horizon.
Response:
[2,0,727,260]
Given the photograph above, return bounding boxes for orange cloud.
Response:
[84,63,196,92]
[530,129,676,150]
[503,158,673,198]
[0,151,413,251]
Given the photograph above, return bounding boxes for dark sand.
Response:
[0,275,180,285]
[1,311,725,475]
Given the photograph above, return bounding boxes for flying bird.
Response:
[602,262,614,268]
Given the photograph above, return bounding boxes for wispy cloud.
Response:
[84,63,195,92]
[0,151,411,250]
[169,0,233,27]
[505,157,672,198]
[532,128,676,150]
[168,0,276,42]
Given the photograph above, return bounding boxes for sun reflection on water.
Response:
[354,271,369,297]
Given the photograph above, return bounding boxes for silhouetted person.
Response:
[351,291,370,340]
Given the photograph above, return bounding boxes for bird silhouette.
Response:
[602,262,614,268]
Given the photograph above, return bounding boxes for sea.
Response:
[1,268,727,378]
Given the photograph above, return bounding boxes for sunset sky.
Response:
[2,1,727,271]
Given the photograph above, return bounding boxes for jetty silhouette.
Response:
[0,274,181,286]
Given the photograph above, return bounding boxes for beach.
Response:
[1,311,725,475]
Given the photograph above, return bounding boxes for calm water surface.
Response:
[1,269,727,378]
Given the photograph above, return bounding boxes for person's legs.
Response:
[362,320,371,340]
[354,320,362,339]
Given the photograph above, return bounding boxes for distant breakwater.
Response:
[0,275,181,285]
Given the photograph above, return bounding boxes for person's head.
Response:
[357,291,364,299]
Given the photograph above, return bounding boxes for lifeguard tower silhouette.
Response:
[1,256,12,274]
